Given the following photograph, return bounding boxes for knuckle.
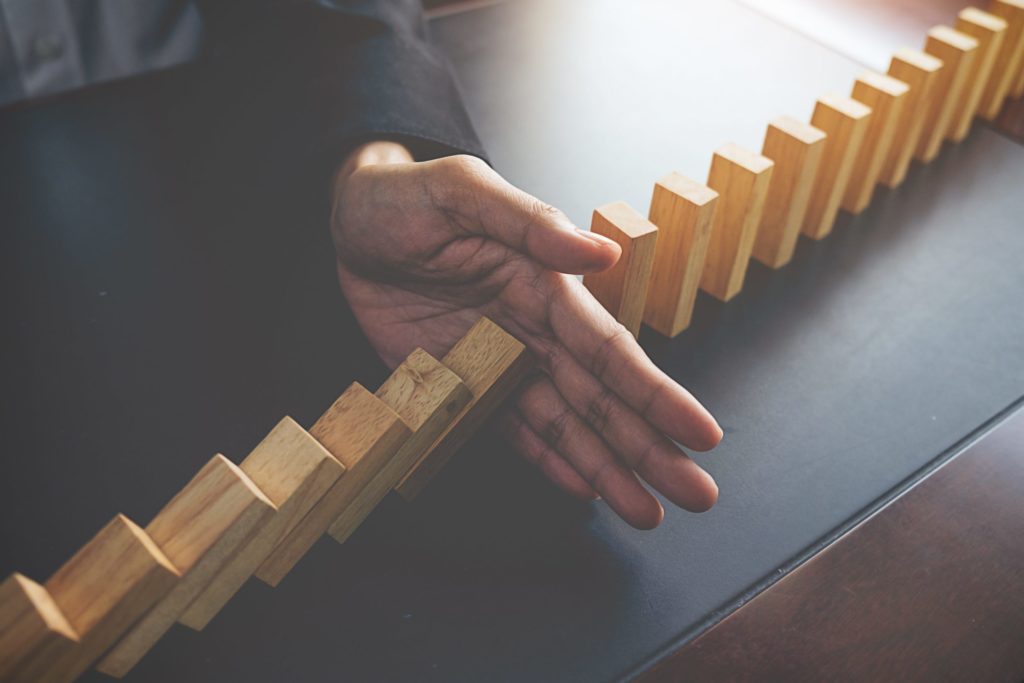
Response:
[591,325,632,380]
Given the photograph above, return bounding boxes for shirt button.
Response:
[32,35,65,63]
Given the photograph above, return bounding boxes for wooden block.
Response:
[753,117,826,269]
[844,72,909,214]
[699,144,773,301]
[801,96,871,240]
[395,317,532,501]
[326,349,471,543]
[641,173,719,336]
[97,455,275,677]
[582,202,659,337]
[953,9,1008,140]
[879,49,944,188]
[177,417,345,631]
[916,26,978,162]
[0,574,78,682]
[986,0,1024,108]
[36,515,178,683]
[256,384,411,586]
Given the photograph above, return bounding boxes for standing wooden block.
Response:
[753,117,825,269]
[699,144,773,301]
[953,9,1008,140]
[879,49,944,188]
[581,202,659,336]
[801,96,871,240]
[256,384,411,586]
[844,72,909,214]
[97,455,275,677]
[36,515,178,683]
[326,349,471,544]
[0,574,78,682]
[916,27,978,162]
[989,0,1024,104]
[641,173,718,336]
[178,418,345,631]
[395,317,532,501]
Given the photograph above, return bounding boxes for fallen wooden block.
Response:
[844,72,909,214]
[700,144,773,301]
[37,515,178,683]
[801,96,871,240]
[326,349,471,544]
[879,49,944,188]
[753,117,826,270]
[916,26,978,162]
[395,317,532,501]
[952,8,1008,140]
[642,172,719,335]
[97,455,275,677]
[988,0,1024,104]
[0,574,78,682]
[178,418,345,631]
[256,384,410,586]
[582,201,659,336]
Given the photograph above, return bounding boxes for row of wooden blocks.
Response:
[585,1,1024,339]
[0,317,532,682]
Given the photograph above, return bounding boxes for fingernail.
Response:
[576,228,617,247]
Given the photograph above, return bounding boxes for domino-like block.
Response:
[987,0,1024,106]
[642,173,719,335]
[801,96,871,240]
[326,349,471,544]
[97,455,275,677]
[844,72,909,214]
[395,317,532,500]
[178,418,345,630]
[37,515,178,683]
[700,144,773,301]
[879,49,943,188]
[256,384,411,586]
[753,117,825,269]
[582,201,659,336]
[916,26,978,162]
[953,9,1008,140]
[0,574,78,682]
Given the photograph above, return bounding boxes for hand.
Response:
[331,141,723,529]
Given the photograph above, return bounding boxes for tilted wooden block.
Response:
[879,49,944,188]
[987,0,1024,105]
[916,26,978,162]
[256,384,411,586]
[844,72,909,214]
[0,574,78,682]
[754,116,826,269]
[36,515,178,683]
[700,144,773,301]
[97,455,275,677]
[326,350,471,543]
[177,418,345,631]
[801,96,871,240]
[582,201,659,336]
[395,317,532,501]
[953,9,1008,140]
[641,173,718,336]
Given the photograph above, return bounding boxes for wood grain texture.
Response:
[641,173,718,336]
[256,384,411,586]
[97,455,275,677]
[0,574,78,683]
[844,72,908,214]
[879,49,944,188]
[988,0,1024,105]
[395,316,532,500]
[639,407,1024,683]
[178,418,345,631]
[916,26,978,162]
[582,201,659,336]
[699,144,773,301]
[326,349,471,544]
[37,515,178,683]
[953,8,1008,140]
[801,95,871,240]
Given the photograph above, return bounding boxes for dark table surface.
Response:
[1,1,1022,682]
